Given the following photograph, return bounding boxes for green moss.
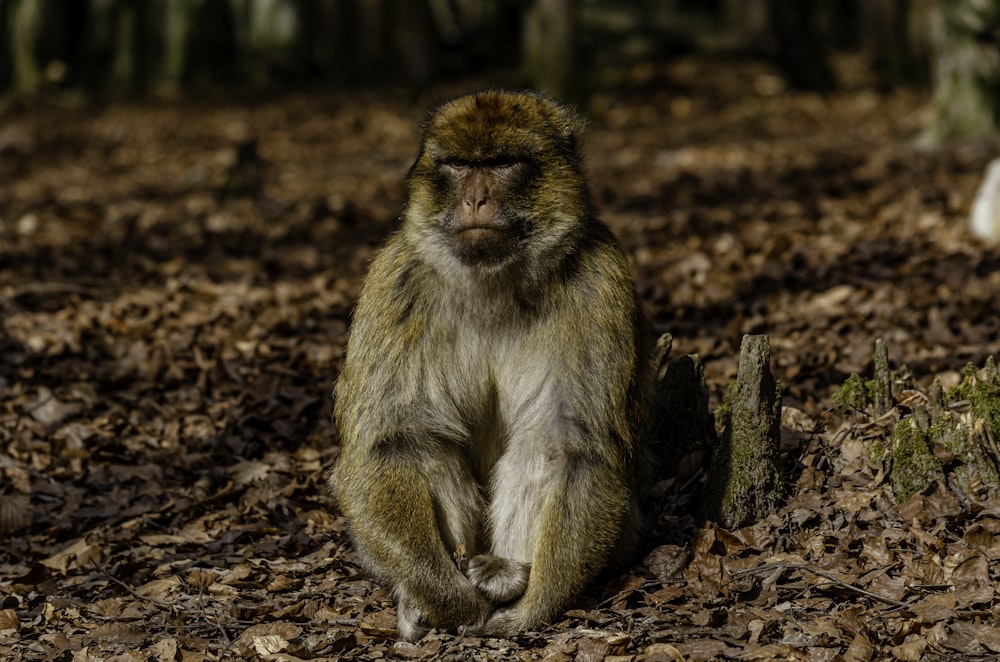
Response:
[706,361,784,529]
[714,380,735,430]
[945,358,1000,445]
[968,363,1000,441]
[890,418,943,503]
[869,437,888,466]
[834,373,875,413]
[945,363,978,402]
[951,359,1000,495]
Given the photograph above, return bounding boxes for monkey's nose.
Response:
[464,195,489,211]
[463,171,492,216]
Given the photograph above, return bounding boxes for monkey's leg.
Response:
[340,447,492,639]
[481,448,630,636]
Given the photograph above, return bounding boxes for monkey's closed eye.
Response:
[438,158,526,178]
[439,160,473,177]
[489,160,524,176]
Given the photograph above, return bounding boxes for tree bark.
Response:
[874,337,894,418]
[704,334,784,530]
[649,351,715,475]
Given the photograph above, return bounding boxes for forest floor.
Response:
[1,58,999,661]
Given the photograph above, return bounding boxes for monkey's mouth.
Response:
[456,226,505,241]
[449,224,521,266]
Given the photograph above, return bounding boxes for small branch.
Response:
[197,587,232,646]
[95,564,178,609]
[730,562,910,609]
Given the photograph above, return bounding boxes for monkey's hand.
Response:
[466,554,530,605]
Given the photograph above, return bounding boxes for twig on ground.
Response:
[196,587,232,646]
[730,562,911,609]
[94,563,178,608]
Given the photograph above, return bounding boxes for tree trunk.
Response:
[160,0,191,97]
[918,0,1000,144]
[724,0,771,52]
[861,0,933,84]
[767,0,835,91]
[391,0,437,87]
[10,0,43,95]
[704,335,785,530]
[649,351,715,476]
[521,0,576,101]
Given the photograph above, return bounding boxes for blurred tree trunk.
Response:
[10,0,44,95]
[355,0,387,78]
[861,0,931,84]
[390,0,436,87]
[768,0,835,91]
[919,0,1000,144]
[313,0,360,86]
[229,0,300,88]
[522,0,576,101]
[160,0,190,96]
[109,0,137,94]
[724,0,771,52]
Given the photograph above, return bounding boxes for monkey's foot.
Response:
[466,554,530,604]
[395,593,428,641]
[467,604,542,639]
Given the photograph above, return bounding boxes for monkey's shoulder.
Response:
[558,226,638,312]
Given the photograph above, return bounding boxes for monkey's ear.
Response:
[555,106,587,158]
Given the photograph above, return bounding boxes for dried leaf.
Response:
[0,609,18,633]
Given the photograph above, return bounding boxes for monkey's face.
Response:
[431,157,535,265]
[404,91,589,273]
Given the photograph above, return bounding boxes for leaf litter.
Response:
[2,58,1000,660]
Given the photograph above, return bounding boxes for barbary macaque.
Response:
[330,90,656,639]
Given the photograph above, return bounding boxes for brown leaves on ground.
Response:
[2,58,1000,660]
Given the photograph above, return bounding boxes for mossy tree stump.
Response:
[840,339,1000,502]
[703,334,785,530]
[892,360,1000,502]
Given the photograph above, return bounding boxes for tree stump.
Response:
[703,334,785,530]
[891,358,1000,501]
[839,341,1000,502]
[649,350,715,477]
[873,337,894,418]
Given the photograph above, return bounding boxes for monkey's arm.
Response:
[332,440,493,639]
[332,245,493,639]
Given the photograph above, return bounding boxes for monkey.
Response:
[330,90,656,640]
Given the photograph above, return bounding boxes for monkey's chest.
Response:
[430,334,565,473]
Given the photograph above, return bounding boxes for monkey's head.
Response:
[404,90,592,276]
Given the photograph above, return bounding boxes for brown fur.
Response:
[330,90,655,639]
